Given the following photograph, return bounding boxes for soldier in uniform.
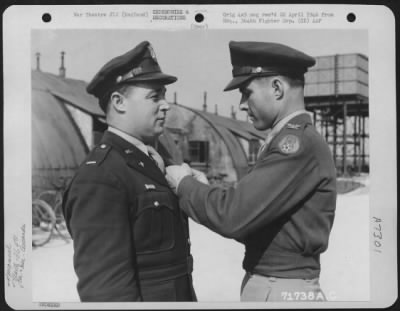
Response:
[165,41,337,302]
[62,41,196,302]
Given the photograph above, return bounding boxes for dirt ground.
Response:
[32,177,369,303]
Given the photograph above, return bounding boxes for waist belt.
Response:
[244,248,320,279]
[138,256,193,282]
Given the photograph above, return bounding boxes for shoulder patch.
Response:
[278,134,300,154]
[85,143,112,166]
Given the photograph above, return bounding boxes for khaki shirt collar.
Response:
[108,126,149,156]
[265,110,310,145]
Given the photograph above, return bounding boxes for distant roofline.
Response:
[311,53,368,61]
[175,103,267,138]
[32,69,90,84]
[32,69,104,117]
[175,103,227,138]
[176,103,251,126]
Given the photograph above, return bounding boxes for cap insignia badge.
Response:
[131,67,142,76]
[148,44,157,60]
[287,123,301,130]
[278,134,300,154]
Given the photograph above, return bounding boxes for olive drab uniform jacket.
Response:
[62,131,196,302]
[176,113,337,279]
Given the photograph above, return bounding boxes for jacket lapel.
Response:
[101,131,170,187]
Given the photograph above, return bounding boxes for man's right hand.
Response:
[165,164,209,193]
[165,163,192,193]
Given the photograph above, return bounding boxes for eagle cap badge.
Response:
[287,123,301,130]
[148,44,157,61]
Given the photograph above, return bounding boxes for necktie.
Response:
[146,145,165,173]
[257,132,274,159]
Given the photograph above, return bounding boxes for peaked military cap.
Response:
[224,41,316,91]
[87,41,177,111]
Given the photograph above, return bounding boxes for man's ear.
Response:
[110,92,126,112]
[271,78,284,100]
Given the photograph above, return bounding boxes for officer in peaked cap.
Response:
[223,41,316,91]
[87,40,177,112]
[165,41,337,302]
[63,41,198,302]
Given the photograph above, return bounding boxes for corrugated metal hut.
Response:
[32,67,267,190]
[164,104,268,183]
[32,69,105,193]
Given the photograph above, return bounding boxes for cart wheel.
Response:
[32,199,56,247]
[53,202,71,241]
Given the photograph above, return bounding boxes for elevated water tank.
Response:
[305,54,368,98]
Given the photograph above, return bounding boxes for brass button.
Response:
[100,144,107,149]
[154,201,160,207]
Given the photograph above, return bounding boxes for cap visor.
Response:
[223,76,253,91]
[125,72,177,85]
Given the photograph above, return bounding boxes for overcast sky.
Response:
[31,29,368,120]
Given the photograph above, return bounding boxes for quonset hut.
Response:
[31,63,267,194]
[32,69,105,193]
[163,104,267,183]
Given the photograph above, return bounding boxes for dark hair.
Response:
[101,83,133,113]
[259,74,305,89]
[284,74,305,88]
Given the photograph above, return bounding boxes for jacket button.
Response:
[100,144,107,149]
[154,201,160,207]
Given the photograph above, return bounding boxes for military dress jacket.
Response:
[62,131,195,302]
[177,113,337,279]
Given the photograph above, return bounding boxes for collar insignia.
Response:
[145,184,156,190]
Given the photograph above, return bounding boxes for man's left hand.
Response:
[191,168,209,185]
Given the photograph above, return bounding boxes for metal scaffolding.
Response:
[306,95,369,176]
[304,53,369,176]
